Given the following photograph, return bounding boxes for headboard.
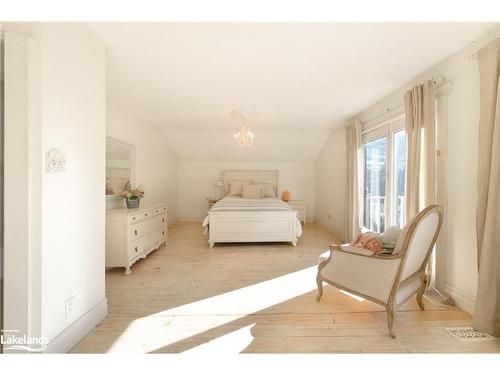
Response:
[221,170,278,196]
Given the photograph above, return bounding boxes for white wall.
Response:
[178,161,315,221]
[39,23,107,343]
[314,25,500,313]
[314,125,346,239]
[107,102,179,223]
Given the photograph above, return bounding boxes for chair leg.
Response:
[386,303,397,339]
[416,274,428,311]
[316,274,324,302]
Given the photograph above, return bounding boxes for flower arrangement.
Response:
[120,182,144,200]
[120,182,144,208]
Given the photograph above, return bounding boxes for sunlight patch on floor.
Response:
[107,266,318,353]
[182,324,255,354]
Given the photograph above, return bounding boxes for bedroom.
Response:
[1,0,500,372]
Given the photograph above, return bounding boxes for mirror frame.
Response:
[106,137,136,205]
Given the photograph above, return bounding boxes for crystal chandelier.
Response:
[233,116,255,148]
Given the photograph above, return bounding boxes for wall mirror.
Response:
[106,137,135,209]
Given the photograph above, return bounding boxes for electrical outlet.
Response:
[65,296,75,318]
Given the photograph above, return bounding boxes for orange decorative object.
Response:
[281,190,291,202]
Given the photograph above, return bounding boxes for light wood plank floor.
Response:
[72,223,500,353]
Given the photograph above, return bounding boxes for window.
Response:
[362,117,406,232]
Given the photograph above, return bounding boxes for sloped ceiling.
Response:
[88,22,496,161]
[164,130,330,162]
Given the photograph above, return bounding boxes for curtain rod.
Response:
[360,77,452,134]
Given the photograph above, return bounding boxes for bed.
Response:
[202,170,302,247]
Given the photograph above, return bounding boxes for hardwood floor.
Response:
[71,222,500,353]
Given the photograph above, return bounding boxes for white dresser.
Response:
[287,200,306,225]
[106,203,168,275]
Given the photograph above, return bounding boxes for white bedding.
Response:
[210,196,293,211]
[202,196,302,237]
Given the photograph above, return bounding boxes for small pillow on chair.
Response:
[350,231,382,254]
[380,226,403,252]
[242,184,264,199]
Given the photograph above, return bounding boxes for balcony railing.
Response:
[364,195,404,233]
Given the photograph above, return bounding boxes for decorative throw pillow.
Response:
[242,183,263,199]
[350,231,382,254]
[228,180,244,196]
[380,226,403,252]
[251,182,276,198]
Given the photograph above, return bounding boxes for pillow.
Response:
[228,180,244,196]
[242,184,264,199]
[251,182,276,198]
[350,231,382,253]
[380,226,403,251]
[393,222,411,254]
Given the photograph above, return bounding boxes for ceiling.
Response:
[89,22,495,161]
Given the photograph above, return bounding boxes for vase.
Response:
[281,190,291,202]
[126,198,140,209]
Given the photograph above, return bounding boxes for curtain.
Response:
[404,80,437,221]
[344,121,361,242]
[473,38,500,336]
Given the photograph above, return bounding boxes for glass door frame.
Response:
[361,114,406,231]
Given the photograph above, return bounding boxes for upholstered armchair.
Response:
[316,205,443,338]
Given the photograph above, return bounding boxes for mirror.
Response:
[106,138,135,209]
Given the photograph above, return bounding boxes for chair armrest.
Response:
[329,244,403,260]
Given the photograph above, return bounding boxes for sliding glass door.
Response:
[363,136,387,232]
[362,117,406,232]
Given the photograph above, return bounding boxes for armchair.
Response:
[316,205,443,338]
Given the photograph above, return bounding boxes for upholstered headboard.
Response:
[221,170,278,196]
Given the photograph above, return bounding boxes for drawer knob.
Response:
[134,229,138,236]
[132,217,136,220]
[135,246,138,252]
[162,230,165,235]
[162,218,164,223]
[145,213,148,216]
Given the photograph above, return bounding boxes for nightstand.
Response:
[287,200,306,225]
[206,197,219,210]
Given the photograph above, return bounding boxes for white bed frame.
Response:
[207,170,301,247]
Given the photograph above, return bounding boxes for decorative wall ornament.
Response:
[46,148,67,173]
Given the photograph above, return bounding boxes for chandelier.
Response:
[233,116,255,148]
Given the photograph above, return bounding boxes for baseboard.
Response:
[445,283,476,314]
[315,219,345,242]
[178,216,204,223]
[44,298,108,353]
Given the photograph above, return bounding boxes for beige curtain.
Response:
[473,38,500,336]
[344,121,361,242]
[404,80,437,221]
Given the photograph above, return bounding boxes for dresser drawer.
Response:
[151,228,167,245]
[129,235,150,259]
[129,211,152,223]
[156,214,167,230]
[152,206,167,216]
[130,221,148,240]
